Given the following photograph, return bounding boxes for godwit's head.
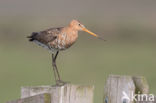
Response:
[69,20,106,41]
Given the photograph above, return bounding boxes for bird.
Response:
[27,20,105,85]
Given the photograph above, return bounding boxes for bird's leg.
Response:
[52,51,67,85]
[53,51,61,81]
[52,54,57,83]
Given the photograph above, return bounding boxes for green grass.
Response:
[0,40,156,103]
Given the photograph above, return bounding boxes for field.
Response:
[0,0,156,102]
[0,31,156,102]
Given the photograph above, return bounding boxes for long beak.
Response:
[82,28,106,41]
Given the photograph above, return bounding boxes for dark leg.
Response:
[52,51,67,85]
[52,51,61,81]
[52,54,57,83]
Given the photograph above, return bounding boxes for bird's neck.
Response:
[66,26,78,35]
[66,26,78,40]
[68,24,79,31]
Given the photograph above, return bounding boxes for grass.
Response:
[0,39,156,103]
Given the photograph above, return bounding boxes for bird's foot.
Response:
[55,80,70,86]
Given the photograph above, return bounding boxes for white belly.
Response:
[33,40,57,53]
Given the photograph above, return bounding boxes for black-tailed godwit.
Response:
[27,20,105,85]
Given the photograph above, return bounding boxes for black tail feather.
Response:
[27,32,38,41]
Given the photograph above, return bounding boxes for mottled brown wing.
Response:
[29,27,63,44]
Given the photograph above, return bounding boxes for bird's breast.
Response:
[51,31,78,50]
[64,31,78,48]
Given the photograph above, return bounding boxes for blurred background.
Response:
[0,0,156,103]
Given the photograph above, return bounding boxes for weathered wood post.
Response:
[132,76,155,103]
[7,83,94,103]
[21,84,94,103]
[7,93,51,103]
[132,76,149,94]
[103,75,135,103]
[103,75,155,103]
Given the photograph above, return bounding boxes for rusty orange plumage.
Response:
[27,20,105,85]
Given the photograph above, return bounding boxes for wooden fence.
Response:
[6,75,155,103]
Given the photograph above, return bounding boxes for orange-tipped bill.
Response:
[82,28,106,41]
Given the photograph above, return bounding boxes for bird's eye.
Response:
[78,24,81,26]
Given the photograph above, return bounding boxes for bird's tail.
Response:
[27,32,38,41]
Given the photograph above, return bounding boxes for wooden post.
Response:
[21,83,94,103]
[103,75,135,103]
[132,76,149,94]
[7,93,51,103]
[104,75,155,103]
